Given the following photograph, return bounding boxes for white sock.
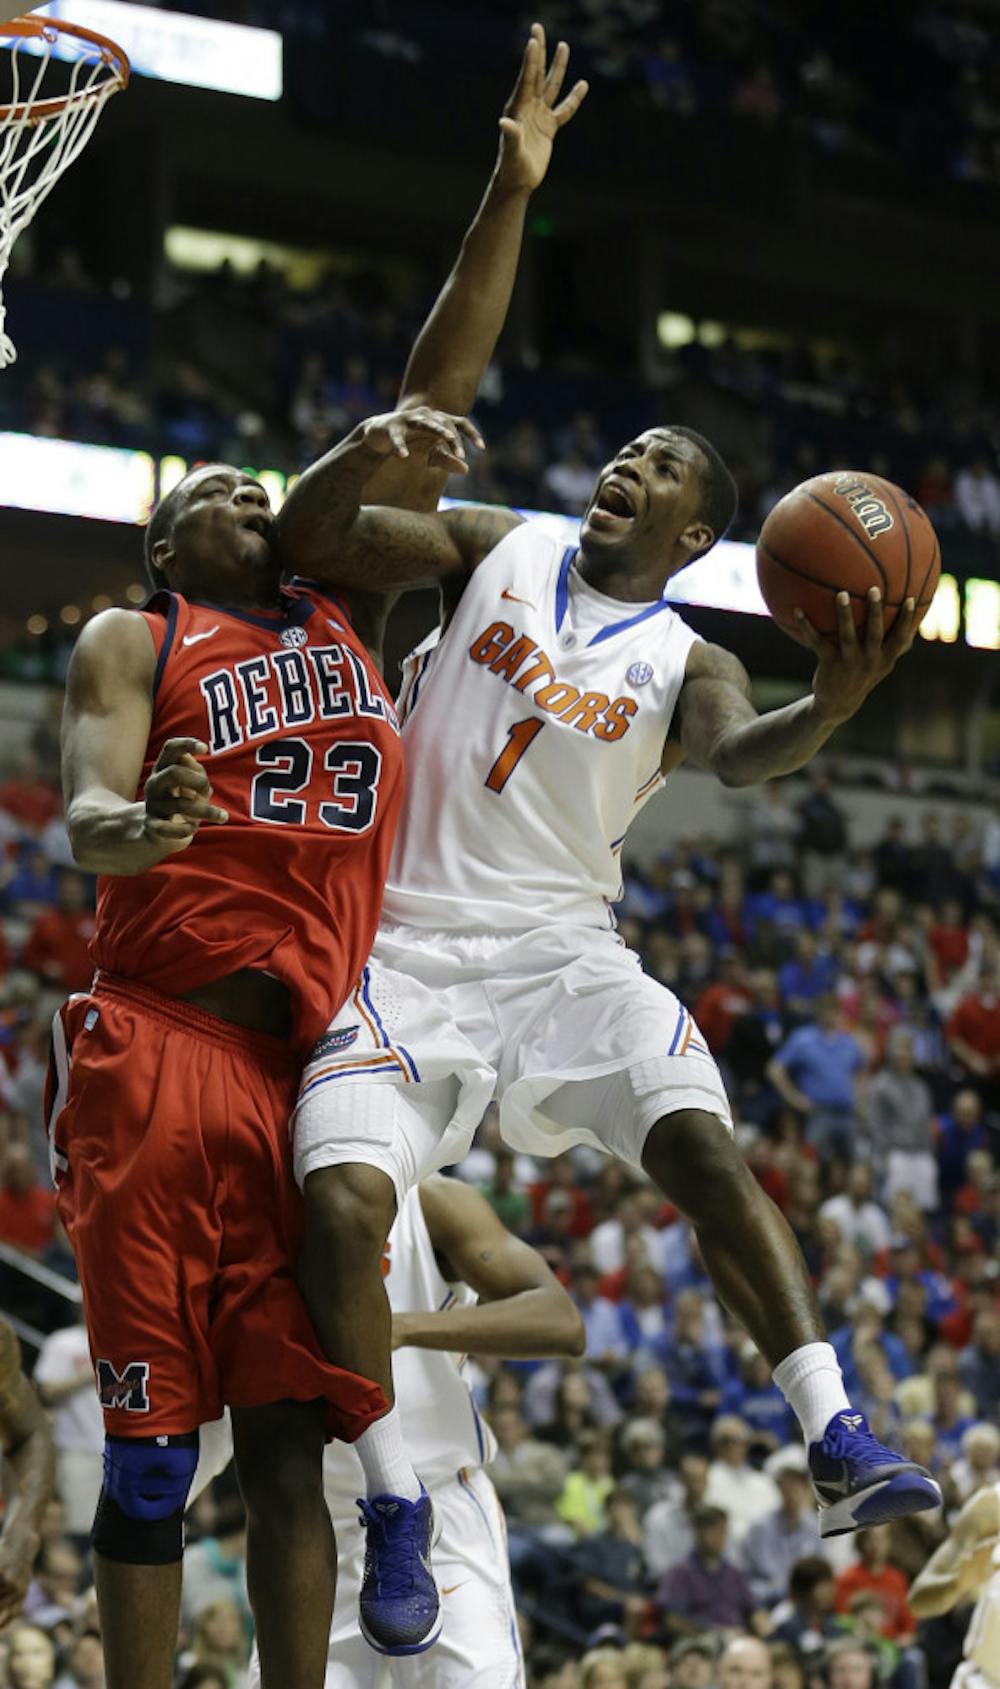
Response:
[354,1405,422,1502]
[772,1342,853,1444]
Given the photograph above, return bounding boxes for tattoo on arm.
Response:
[326,502,522,594]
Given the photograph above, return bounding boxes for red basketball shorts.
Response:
[47,973,386,1441]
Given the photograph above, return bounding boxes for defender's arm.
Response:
[279,408,522,592]
[672,591,916,787]
[0,1320,56,1629]
[391,1176,585,1359]
[63,609,227,876]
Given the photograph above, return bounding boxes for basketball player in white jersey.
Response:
[193,1176,583,1688]
[282,402,944,1550]
[910,1485,1000,1689]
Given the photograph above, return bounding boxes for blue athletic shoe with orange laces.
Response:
[357,1485,441,1656]
[810,1410,941,1537]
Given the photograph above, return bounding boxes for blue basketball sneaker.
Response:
[357,1485,441,1656]
[810,1410,942,1537]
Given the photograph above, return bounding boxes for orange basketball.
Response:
[756,470,940,645]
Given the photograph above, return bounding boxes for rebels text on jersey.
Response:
[93,583,403,1049]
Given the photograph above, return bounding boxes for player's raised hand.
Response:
[497,22,589,195]
[142,738,228,855]
[359,406,485,478]
[795,587,918,724]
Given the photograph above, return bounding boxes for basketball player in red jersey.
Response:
[49,25,585,1688]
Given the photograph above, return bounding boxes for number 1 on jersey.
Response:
[485,717,544,794]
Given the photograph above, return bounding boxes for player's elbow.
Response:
[908,1585,951,1620]
[66,809,100,873]
[711,745,759,788]
[560,1303,587,1358]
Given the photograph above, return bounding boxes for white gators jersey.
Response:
[964,1484,1000,1687]
[383,520,700,934]
[323,1185,495,1522]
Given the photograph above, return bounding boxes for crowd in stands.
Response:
[4,247,1000,581]
[153,0,1000,193]
[0,709,998,1684]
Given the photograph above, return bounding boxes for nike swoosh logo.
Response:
[182,627,219,646]
[501,589,536,609]
[440,1582,467,1596]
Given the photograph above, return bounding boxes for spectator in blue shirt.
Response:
[959,1308,1000,1421]
[572,1265,627,1368]
[766,996,865,1162]
[744,869,808,942]
[884,1238,958,1327]
[937,1088,991,1203]
[654,1289,728,1452]
[778,932,839,1021]
[721,1345,798,1453]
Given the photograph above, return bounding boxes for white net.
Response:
[0,20,127,367]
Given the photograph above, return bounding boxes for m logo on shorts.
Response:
[97,1359,151,1413]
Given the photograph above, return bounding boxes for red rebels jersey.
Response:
[93,582,404,1050]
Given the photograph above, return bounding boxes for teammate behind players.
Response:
[911,1484,1000,1689]
[282,417,941,1548]
[0,1315,55,1629]
[195,1175,583,1688]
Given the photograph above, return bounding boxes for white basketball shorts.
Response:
[246,1465,525,1689]
[293,923,733,1195]
[293,961,495,1202]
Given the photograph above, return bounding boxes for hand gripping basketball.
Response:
[797,588,917,726]
[142,739,228,855]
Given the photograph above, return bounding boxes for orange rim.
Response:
[0,16,129,124]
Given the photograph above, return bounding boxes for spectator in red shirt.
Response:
[926,898,970,990]
[0,751,61,834]
[694,952,751,1055]
[530,1153,594,1239]
[20,869,95,994]
[946,958,1000,1106]
[0,1144,56,1255]
[834,1525,915,1641]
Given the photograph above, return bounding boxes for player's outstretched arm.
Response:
[285,25,587,524]
[275,406,520,590]
[63,610,228,876]
[909,1488,998,1618]
[0,1319,56,1631]
[673,588,917,787]
[374,24,587,509]
[390,1176,585,1360]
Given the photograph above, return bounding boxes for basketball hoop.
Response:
[0,15,129,367]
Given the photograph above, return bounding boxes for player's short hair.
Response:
[667,424,738,554]
[143,479,190,593]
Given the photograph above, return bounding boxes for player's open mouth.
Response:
[589,479,638,532]
[242,513,272,539]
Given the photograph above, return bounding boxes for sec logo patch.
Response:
[280,625,308,649]
[627,662,654,686]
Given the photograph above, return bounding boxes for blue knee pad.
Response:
[92,1433,199,1565]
